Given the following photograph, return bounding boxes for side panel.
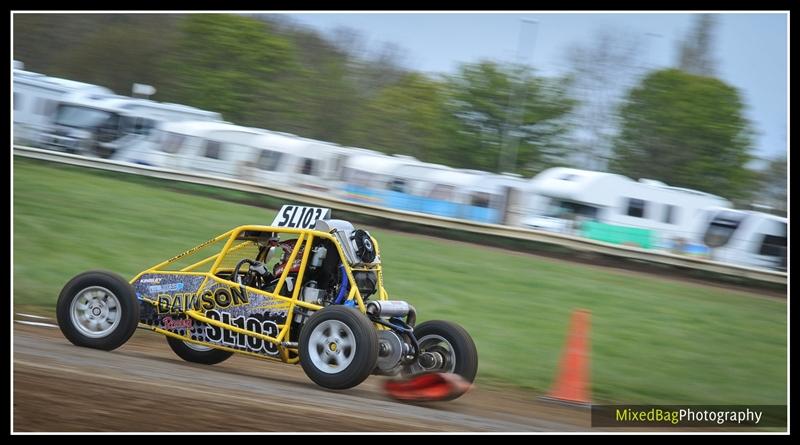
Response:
[134,273,291,357]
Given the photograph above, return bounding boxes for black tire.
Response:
[299,306,379,390]
[56,270,140,351]
[411,320,479,384]
[165,336,234,365]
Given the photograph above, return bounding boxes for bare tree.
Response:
[563,28,646,171]
[677,14,719,76]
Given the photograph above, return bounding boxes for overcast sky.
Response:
[284,12,788,161]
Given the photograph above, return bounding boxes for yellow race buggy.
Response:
[56,205,478,393]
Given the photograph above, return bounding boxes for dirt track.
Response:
[13,319,591,432]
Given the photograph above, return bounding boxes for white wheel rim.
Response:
[183,341,213,352]
[69,286,122,338]
[307,319,356,374]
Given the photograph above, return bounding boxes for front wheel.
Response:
[56,270,140,351]
[407,320,478,385]
[165,336,233,365]
[299,306,379,390]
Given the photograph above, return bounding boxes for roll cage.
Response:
[131,224,389,364]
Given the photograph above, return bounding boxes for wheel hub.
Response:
[419,351,444,369]
[308,320,356,374]
[69,286,121,338]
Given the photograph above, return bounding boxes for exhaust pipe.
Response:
[366,300,416,327]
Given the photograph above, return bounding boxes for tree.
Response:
[345,73,457,163]
[158,14,301,128]
[52,16,182,96]
[272,24,362,142]
[14,14,182,94]
[677,14,719,77]
[445,61,575,175]
[563,28,647,170]
[753,155,787,215]
[610,68,756,200]
[14,14,115,71]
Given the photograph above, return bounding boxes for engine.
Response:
[365,300,418,374]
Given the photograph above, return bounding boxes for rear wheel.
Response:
[165,336,233,365]
[299,306,378,389]
[56,270,140,351]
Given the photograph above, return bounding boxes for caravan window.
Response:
[255,150,283,171]
[663,205,677,224]
[299,158,316,175]
[471,192,491,208]
[546,200,599,219]
[203,140,223,159]
[134,118,155,135]
[332,155,345,178]
[119,116,153,135]
[96,114,121,142]
[388,178,406,193]
[342,167,373,187]
[429,184,455,200]
[758,234,787,257]
[55,105,113,129]
[120,116,137,134]
[342,167,355,183]
[626,198,646,218]
[161,132,186,154]
[703,211,745,248]
[37,98,56,116]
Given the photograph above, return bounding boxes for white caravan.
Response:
[338,154,525,223]
[700,208,787,271]
[391,164,522,221]
[521,167,732,247]
[115,120,268,175]
[39,93,222,158]
[238,133,355,192]
[339,153,422,192]
[13,65,113,146]
[118,120,355,192]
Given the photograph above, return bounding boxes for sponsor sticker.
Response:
[162,316,194,331]
[148,282,185,294]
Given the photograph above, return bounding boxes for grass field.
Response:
[13,157,787,404]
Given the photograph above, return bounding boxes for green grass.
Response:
[13,157,787,405]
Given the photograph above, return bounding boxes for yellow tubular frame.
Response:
[133,225,389,363]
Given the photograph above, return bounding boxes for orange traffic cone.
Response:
[541,309,591,407]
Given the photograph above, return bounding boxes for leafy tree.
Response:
[275,25,364,142]
[14,14,182,94]
[445,61,575,175]
[54,17,181,96]
[158,14,300,127]
[15,14,114,71]
[610,68,756,200]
